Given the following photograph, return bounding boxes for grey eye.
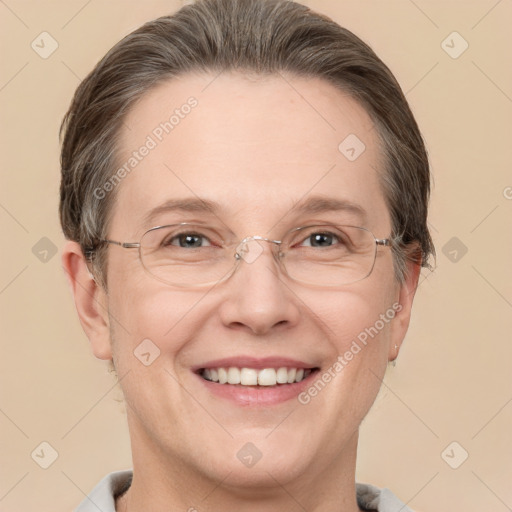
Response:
[300,231,343,248]
[308,233,335,247]
[163,232,213,248]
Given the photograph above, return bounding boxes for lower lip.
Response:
[194,370,319,406]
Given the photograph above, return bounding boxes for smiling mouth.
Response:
[199,366,320,386]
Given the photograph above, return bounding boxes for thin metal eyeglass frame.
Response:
[95,222,393,288]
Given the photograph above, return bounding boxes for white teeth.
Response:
[227,367,241,384]
[276,367,289,384]
[218,367,228,384]
[201,366,313,386]
[258,368,277,386]
[240,368,258,385]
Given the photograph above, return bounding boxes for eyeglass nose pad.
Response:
[235,236,265,264]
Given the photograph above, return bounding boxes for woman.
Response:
[60,0,434,510]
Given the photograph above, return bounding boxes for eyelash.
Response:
[164,230,345,249]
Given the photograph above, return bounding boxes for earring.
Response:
[391,344,398,367]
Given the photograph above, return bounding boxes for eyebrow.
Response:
[142,198,219,227]
[288,195,367,222]
[141,195,367,227]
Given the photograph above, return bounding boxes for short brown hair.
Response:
[59,0,434,287]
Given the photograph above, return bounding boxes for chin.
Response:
[199,433,316,489]
[210,457,311,490]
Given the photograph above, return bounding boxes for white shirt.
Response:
[74,470,415,511]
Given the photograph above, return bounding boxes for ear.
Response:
[388,256,422,363]
[61,240,112,360]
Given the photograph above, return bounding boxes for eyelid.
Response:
[286,225,347,246]
[151,222,360,246]
[158,224,231,247]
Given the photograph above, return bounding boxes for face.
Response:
[78,72,417,489]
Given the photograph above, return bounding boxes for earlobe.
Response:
[388,257,422,362]
[61,241,112,360]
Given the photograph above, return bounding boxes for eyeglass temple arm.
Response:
[100,240,140,249]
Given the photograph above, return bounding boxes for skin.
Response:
[62,71,420,512]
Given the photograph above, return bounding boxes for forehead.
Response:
[111,71,389,236]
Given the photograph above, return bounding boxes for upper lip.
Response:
[192,356,319,372]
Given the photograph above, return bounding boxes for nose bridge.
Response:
[234,235,282,268]
[220,234,299,335]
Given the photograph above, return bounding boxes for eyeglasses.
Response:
[94,222,393,288]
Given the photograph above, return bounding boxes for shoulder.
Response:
[74,469,133,512]
[356,481,416,512]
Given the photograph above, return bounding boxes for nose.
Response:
[217,238,301,336]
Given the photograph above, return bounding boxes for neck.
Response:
[116,419,363,512]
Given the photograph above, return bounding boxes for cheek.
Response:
[312,282,398,396]
[306,290,398,432]
[106,277,207,370]
[318,281,397,350]
[291,291,397,454]
[105,284,209,433]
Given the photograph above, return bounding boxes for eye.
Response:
[164,231,213,248]
[299,231,344,248]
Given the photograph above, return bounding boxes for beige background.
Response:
[1,0,511,511]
